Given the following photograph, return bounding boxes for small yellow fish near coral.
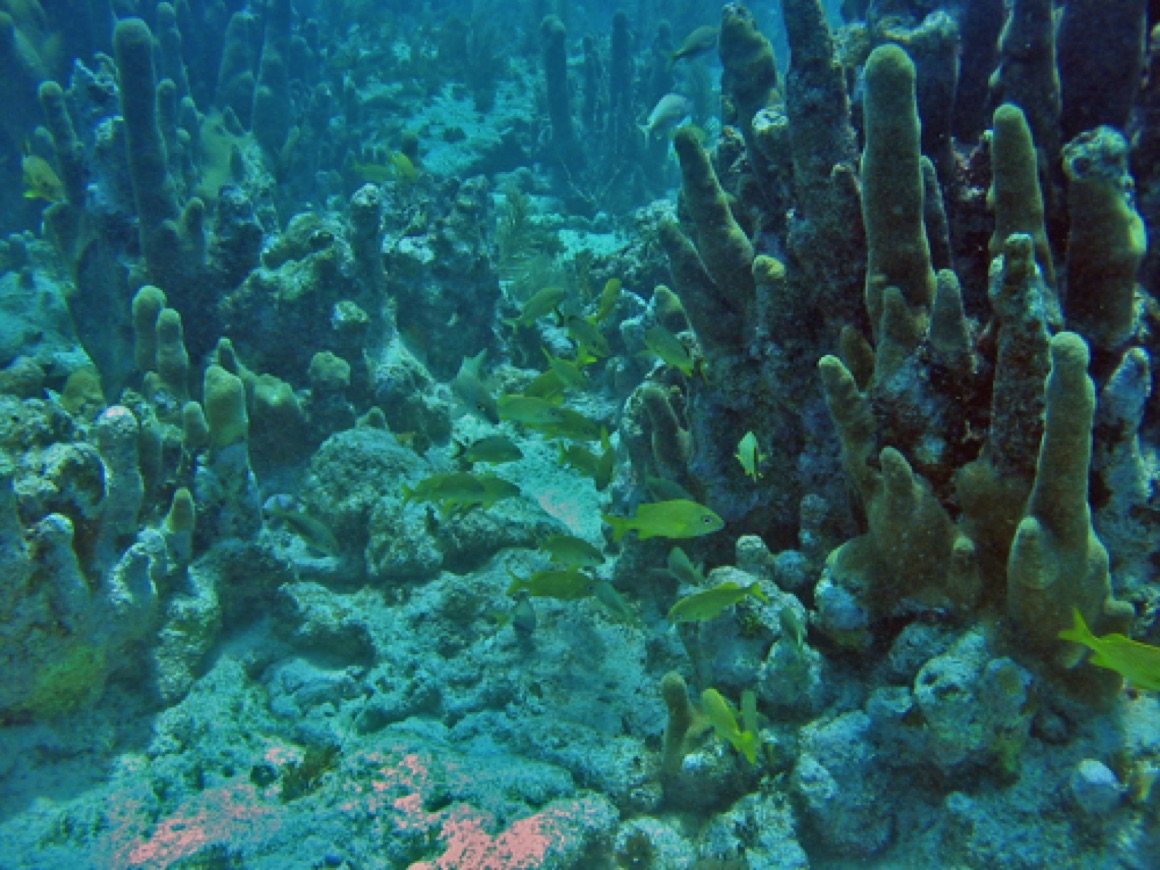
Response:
[22,150,64,203]
[451,434,523,465]
[498,394,566,426]
[666,546,707,586]
[603,499,724,542]
[504,286,567,329]
[590,278,622,324]
[701,687,759,765]
[507,567,595,601]
[351,151,417,185]
[1059,608,1160,691]
[667,580,769,622]
[402,471,519,516]
[735,431,763,481]
[642,324,696,377]
[539,534,605,568]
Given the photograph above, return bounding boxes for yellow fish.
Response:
[350,159,394,184]
[22,151,64,202]
[643,325,696,377]
[498,394,566,426]
[524,369,568,403]
[558,441,600,476]
[701,688,758,764]
[505,286,567,329]
[507,567,595,600]
[401,472,519,516]
[266,504,341,557]
[563,315,611,357]
[556,427,614,490]
[390,150,418,183]
[592,579,634,622]
[540,534,605,568]
[352,151,417,185]
[666,546,707,586]
[451,434,523,465]
[667,580,769,623]
[529,407,602,442]
[603,499,723,542]
[542,348,589,390]
[591,278,622,324]
[1059,608,1160,691]
[735,431,763,481]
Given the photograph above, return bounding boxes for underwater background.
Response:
[1,0,1160,867]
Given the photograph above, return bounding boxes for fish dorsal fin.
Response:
[463,348,488,376]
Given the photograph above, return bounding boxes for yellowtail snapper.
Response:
[667,580,769,622]
[603,499,724,542]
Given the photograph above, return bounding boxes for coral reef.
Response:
[1,1,1160,868]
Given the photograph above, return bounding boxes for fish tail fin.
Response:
[465,348,487,374]
[400,483,416,506]
[602,514,629,543]
[1059,607,1097,646]
[749,584,770,604]
[450,438,466,459]
[505,568,527,596]
[737,730,758,765]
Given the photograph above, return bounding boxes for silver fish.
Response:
[451,349,499,423]
[640,93,692,138]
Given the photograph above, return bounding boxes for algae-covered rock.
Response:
[909,631,1033,778]
[367,477,569,583]
[792,711,894,857]
[299,426,426,555]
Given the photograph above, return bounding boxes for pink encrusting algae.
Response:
[410,799,606,870]
[337,746,609,868]
[410,806,554,870]
[102,780,283,868]
[339,747,443,829]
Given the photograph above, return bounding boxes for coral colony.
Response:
[1,0,1160,867]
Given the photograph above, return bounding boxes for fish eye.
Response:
[701,515,714,524]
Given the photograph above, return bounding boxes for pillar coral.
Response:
[114,18,181,285]
[860,44,936,331]
[1007,333,1134,699]
[1062,127,1147,352]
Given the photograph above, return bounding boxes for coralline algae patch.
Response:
[410,801,612,870]
[339,744,615,869]
[86,739,614,869]
[96,778,283,868]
